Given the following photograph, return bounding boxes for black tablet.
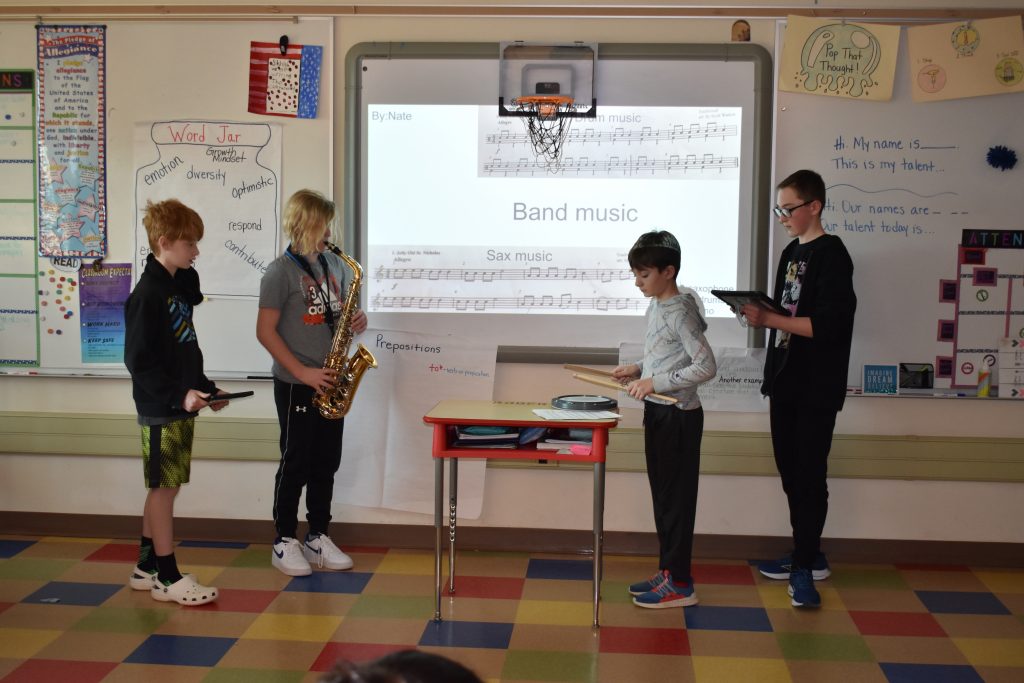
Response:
[210,391,255,401]
[710,290,789,316]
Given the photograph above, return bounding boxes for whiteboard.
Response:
[775,29,1024,389]
[0,19,332,377]
[346,43,774,356]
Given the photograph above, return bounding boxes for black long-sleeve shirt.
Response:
[762,234,857,411]
[124,253,215,422]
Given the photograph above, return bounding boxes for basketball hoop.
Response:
[511,95,578,167]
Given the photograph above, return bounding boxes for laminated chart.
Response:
[939,231,1024,389]
[0,70,37,367]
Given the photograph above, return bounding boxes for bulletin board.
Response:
[0,18,332,377]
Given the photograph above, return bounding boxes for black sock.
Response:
[137,536,157,573]
[156,553,183,585]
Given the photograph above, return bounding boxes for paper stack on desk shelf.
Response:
[535,442,573,453]
[535,427,592,452]
[450,425,520,448]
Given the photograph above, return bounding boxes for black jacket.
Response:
[762,234,857,411]
[124,253,215,419]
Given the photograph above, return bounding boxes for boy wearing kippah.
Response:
[613,230,717,608]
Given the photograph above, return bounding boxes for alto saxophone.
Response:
[313,241,378,419]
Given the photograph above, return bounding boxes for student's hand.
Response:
[611,363,640,382]
[208,389,230,412]
[626,377,655,400]
[350,308,368,334]
[183,389,211,413]
[740,303,768,328]
[297,366,338,394]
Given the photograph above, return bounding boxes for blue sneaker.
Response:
[788,568,821,608]
[757,553,831,581]
[628,571,668,596]
[632,571,698,609]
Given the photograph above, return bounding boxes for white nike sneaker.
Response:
[272,537,312,576]
[303,533,354,571]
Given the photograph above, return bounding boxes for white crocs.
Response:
[151,575,218,606]
[132,568,193,591]
[129,567,159,591]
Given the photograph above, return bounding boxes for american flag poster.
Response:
[247,41,322,119]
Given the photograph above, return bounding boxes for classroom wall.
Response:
[2,6,1024,547]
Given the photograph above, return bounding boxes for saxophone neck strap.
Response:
[286,245,336,335]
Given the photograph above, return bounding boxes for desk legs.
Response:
[433,457,443,622]
[433,457,460,622]
[593,461,605,628]
[435,453,603,627]
[448,458,458,595]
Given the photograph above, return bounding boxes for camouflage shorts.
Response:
[141,418,194,488]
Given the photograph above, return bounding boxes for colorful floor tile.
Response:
[0,535,1021,682]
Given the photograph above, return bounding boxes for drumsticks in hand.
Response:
[563,365,678,404]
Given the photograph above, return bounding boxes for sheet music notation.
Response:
[374,265,632,283]
[482,153,739,178]
[485,122,738,147]
[370,294,645,312]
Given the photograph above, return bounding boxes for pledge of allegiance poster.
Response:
[36,25,107,258]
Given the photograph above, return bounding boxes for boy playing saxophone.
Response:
[256,189,368,576]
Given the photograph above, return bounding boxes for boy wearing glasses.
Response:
[740,170,856,609]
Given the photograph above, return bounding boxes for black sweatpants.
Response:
[272,379,345,539]
[643,402,704,581]
[768,392,838,570]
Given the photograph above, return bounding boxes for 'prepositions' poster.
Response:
[335,329,498,519]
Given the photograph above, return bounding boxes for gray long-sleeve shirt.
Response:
[638,292,717,410]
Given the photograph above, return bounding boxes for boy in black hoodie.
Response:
[124,199,225,605]
[741,170,856,609]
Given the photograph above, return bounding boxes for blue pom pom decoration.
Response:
[986,145,1017,171]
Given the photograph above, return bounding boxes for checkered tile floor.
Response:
[1,536,1023,682]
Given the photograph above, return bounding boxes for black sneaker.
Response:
[787,568,821,608]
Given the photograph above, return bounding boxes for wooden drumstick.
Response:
[572,372,678,404]
[563,363,616,377]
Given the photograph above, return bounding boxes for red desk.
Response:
[423,400,619,628]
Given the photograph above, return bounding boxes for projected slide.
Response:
[367,105,742,318]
